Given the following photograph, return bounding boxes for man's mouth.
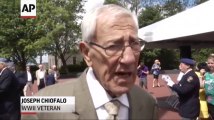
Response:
[115,72,132,77]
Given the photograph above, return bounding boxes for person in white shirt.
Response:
[35,64,46,90]
[23,66,34,96]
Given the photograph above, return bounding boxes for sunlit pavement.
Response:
[26,73,181,120]
[147,74,181,120]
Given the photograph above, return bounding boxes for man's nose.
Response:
[119,47,136,64]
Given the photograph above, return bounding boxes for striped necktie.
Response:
[104,100,120,120]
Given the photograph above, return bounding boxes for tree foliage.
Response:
[0,0,48,70]
[0,0,84,72]
[138,5,163,28]
[162,0,184,18]
[36,0,84,73]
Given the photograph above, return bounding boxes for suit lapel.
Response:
[128,87,144,119]
[128,86,157,119]
[75,69,98,119]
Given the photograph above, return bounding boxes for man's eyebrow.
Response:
[104,37,124,44]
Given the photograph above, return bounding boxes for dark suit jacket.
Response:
[22,69,158,120]
[171,70,200,118]
[15,71,28,96]
[46,74,55,86]
[0,68,21,120]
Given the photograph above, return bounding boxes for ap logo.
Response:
[20,0,36,18]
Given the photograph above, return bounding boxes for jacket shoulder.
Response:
[129,86,158,119]
[131,85,157,104]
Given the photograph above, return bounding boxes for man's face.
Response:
[39,65,43,70]
[52,65,56,70]
[81,13,140,97]
[26,67,30,71]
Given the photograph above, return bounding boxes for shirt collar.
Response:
[0,67,7,76]
[184,69,192,75]
[86,67,129,109]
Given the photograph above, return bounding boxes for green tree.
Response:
[138,5,163,28]
[0,0,85,72]
[0,0,48,70]
[138,0,184,69]
[197,0,208,4]
[192,48,214,63]
[162,0,184,18]
[104,0,120,5]
[105,0,159,16]
[37,0,84,73]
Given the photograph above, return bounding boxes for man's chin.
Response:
[112,86,132,97]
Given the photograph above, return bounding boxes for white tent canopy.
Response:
[138,0,214,49]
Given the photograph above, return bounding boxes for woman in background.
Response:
[195,62,209,120]
[204,54,214,120]
[151,59,161,87]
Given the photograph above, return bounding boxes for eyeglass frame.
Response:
[88,39,146,56]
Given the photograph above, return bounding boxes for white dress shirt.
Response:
[38,70,45,79]
[27,71,32,81]
[0,67,6,76]
[86,67,129,120]
[177,72,184,81]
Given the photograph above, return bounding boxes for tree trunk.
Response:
[59,53,69,74]
[54,52,58,68]
[19,60,27,71]
[40,54,42,64]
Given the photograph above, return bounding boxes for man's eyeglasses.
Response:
[88,40,145,56]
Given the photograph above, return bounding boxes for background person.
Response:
[151,59,161,87]
[204,54,214,119]
[35,64,46,90]
[51,65,60,83]
[8,62,27,96]
[0,58,21,120]
[137,61,149,89]
[23,4,158,120]
[23,66,34,96]
[163,58,200,119]
[45,69,56,86]
[195,62,209,120]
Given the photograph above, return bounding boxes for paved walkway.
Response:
[27,73,181,119]
[146,74,180,119]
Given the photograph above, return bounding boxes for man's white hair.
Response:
[81,4,139,42]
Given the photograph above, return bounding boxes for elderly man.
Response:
[0,58,21,120]
[163,58,200,120]
[36,64,46,90]
[24,4,158,120]
[51,65,60,82]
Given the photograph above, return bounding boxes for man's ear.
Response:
[79,42,92,67]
